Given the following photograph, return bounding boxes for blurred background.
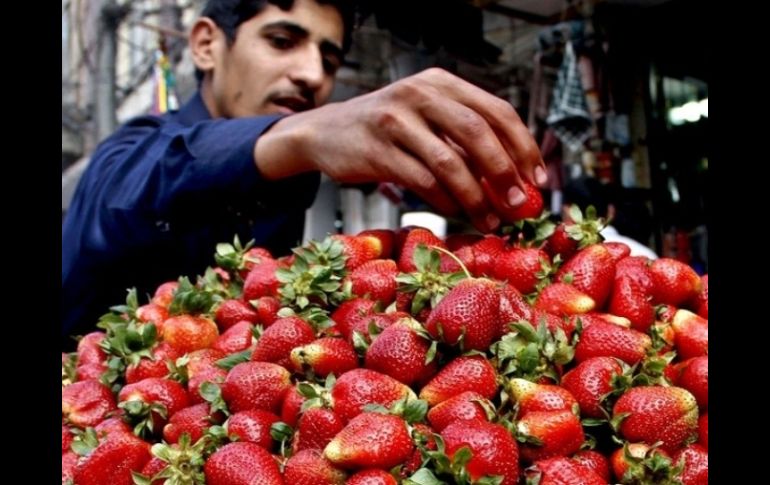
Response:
[62,0,707,271]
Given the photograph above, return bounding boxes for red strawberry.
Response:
[603,242,631,262]
[425,278,500,351]
[572,450,611,482]
[138,456,166,485]
[332,234,383,270]
[442,420,520,485]
[561,357,626,419]
[227,409,281,450]
[118,377,190,434]
[125,341,181,384]
[281,385,307,427]
[252,296,282,327]
[535,283,596,316]
[691,274,708,318]
[250,316,315,368]
[698,413,707,449]
[162,403,224,444]
[186,348,226,378]
[671,309,708,360]
[324,412,414,470]
[508,378,579,415]
[214,299,258,331]
[397,227,459,273]
[497,283,535,337]
[241,247,274,276]
[419,356,498,406]
[492,247,551,294]
[517,410,585,462]
[673,444,708,485]
[556,244,616,308]
[76,362,108,382]
[62,425,74,453]
[526,456,606,485]
[293,407,346,453]
[347,469,398,485]
[62,451,78,483]
[330,298,377,340]
[650,258,702,306]
[673,356,708,409]
[468,235,507,277]
[357,229,396,259]
[290,337,359,378]
[187,366,227,404]
[73,431,152,485]
[426,390,492,432]
[135,303,169,330]
[613,386,699,454]
[62,380,117,428]
[212,320,255,354]
[504,182,544,220]
[445,233,483,251]
[222,361,292,414]
[331,368,415,422]
[77,331,107,366]
[242,258,281,300]
[575,319,651,365]
[365,317,437,386]
[204,442,284,485]
[284,448,347,484]
[610,442,677,483]
[345,259,398,304]
[348,311,406,346]
[544,223,579,261]
[94,416,132,439]
[162,314,219,354]
[608,276,656,332]
[152,281,179,308]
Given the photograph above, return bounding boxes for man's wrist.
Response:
[254,115,315,180]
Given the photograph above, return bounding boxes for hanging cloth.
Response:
[151,38,179,114]
[546,41,592,152]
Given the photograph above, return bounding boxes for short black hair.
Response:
[562,176,611,217]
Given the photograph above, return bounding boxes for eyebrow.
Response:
[261,20,344,62]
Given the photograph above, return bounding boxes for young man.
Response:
[62,0,547,347]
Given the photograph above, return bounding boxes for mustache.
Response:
[267,90,316,111]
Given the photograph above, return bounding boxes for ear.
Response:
[189,17,222,75]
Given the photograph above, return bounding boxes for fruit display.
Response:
[62,197,707,484]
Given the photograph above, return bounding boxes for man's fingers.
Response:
[384,148,460,218]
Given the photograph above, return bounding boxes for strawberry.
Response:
[544,204,607,261]
[610,442,678,483]
[290,337,359,378]
[535,282,596,316]
[571,450,611,482]
[691,274,708,319]
[526,456,606,485]
[424,278,500,351]
[612,386,699,453]
[162,402,224,444]
[212,320,255,354]
[445,233,483,251]
[561,356,627,419]
[672,356,708,409]
[162,314,219,354]
[673,444,708,485]
[465,235,507,277]
[698,413,707,449]
[135,303,169,330]
[125,341,181,384]
[281,385,307,427]
[185,348,226,378]
[497,283,535,338]
[138,456,166,485]
[204,441,284,485]
[293,406,346,453]
[62,425,74,453]
[650,258,702,306]
[347,469,398,484]
[671,309,708,360]
[504,182,544,220]
[152,281,179,308]
[242,258,281,300]
[615,256,655,291]
[507,378,579,415]
[227,409,281,450]
[603,241,631,262]
[94,416,132,438]
[73,431,152,485]
[397,227,459,273]
[62,380,117,428]
[357,229,396,259]
[187,366,227,405]
[76,362,108,382]
[365,317,437,386]
[608,276,656,332]
[252,296,282,327]
[544,223,580,261]
[214,299,259,331]
[556,244,616,308]
[574,319,651,365]
[221,361,292,414]
[329,298,377,340]
[419,356,498,406]
[118,377,190,436]
[345,259,398,304]
[284,448,347,484]
[250,316,315,368]
[441,420,520,485]
[332,234,383,270]
[324,412,414,470]
[426,390,492,432]
[62,451,78,483]
[331,368,416,422]
[492,247,551,294]
[517,410,585,462]
[77,331,107,366]
[241,246,275,276]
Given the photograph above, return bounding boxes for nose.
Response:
[287,45,326,93]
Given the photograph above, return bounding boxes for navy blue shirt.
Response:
[61,93,320,349]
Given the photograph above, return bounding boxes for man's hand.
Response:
[255,68,547,232]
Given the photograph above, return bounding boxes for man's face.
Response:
[204,0,344,118]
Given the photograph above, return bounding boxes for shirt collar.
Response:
[170,91,212,126]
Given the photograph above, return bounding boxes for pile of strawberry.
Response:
[62,186,708,485]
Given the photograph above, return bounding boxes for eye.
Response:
[323,57,340,75]
[268,34,295,50]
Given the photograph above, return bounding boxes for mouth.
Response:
[270,96,313,114]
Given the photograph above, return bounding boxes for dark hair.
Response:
[562,176,610,217]
[195,0,356,80]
